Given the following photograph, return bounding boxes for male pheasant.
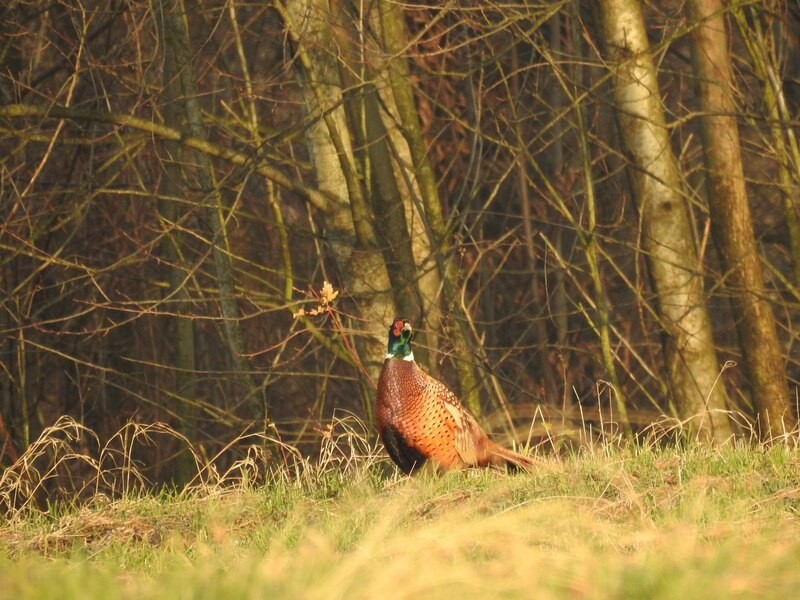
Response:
[376,318,534,474]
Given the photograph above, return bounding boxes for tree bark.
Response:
[368,38,444,373]
[687,0,795,438]
[160,0,261,420]
[733,6,800,286]
[330,0,441,368]
[281,0,395,387]
[379,0,482,415]
[156,5,199,479]
[362,82,427,324]
[598,0,732,442]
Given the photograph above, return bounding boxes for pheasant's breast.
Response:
[376,360,464,469]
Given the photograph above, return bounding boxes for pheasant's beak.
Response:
[402,322,413,335]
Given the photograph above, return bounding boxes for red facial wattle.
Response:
[392,319,404,337]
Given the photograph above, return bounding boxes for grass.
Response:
[1,417,800,599]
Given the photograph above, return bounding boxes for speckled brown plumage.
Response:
[376,318,534,474]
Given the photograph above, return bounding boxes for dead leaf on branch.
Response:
[292,280,339,318]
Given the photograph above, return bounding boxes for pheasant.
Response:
[376,318,534,474]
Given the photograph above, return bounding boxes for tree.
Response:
[156,0,200,479]
[597,0,732,442]
[687,0,795,438]
[378,0,486,415]
[159,0,261,420]
[280,0,395,390]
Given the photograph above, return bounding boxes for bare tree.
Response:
[377,0,484,414]
[159,0,262,419]
[688,0,795,438]
[733,4,800,284]
[156,0,200,478]
[279,0,395,389]
[597,0,732,442]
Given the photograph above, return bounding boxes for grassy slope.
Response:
[2,443,800,599]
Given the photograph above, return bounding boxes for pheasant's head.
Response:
[386,318,414,360]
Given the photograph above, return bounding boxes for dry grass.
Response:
[1,416,800,599]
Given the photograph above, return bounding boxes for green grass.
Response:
[2,422,800,599]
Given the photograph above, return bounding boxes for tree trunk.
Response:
[687,0,795,438]
[330,0,441,368]
[598,0,732,442]
[160,0,261,420]
[379,0,482,415]
[362,83,422,322]
[733,6,800,286]
[157,7,199,480]
[511,42,559,406]
[281,0,395,388]
[370,55,444,374]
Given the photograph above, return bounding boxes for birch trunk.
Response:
[282,0,395,386]
[598,0,732,442]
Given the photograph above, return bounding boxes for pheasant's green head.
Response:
[386,318,414,360]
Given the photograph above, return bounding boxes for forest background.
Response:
[2,0,800,485]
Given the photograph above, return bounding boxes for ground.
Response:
[1,420,799,599]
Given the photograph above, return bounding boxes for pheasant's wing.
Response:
[441,401,486,466]
[424,376,488,467]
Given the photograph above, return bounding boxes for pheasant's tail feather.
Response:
[489,444,536,472]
